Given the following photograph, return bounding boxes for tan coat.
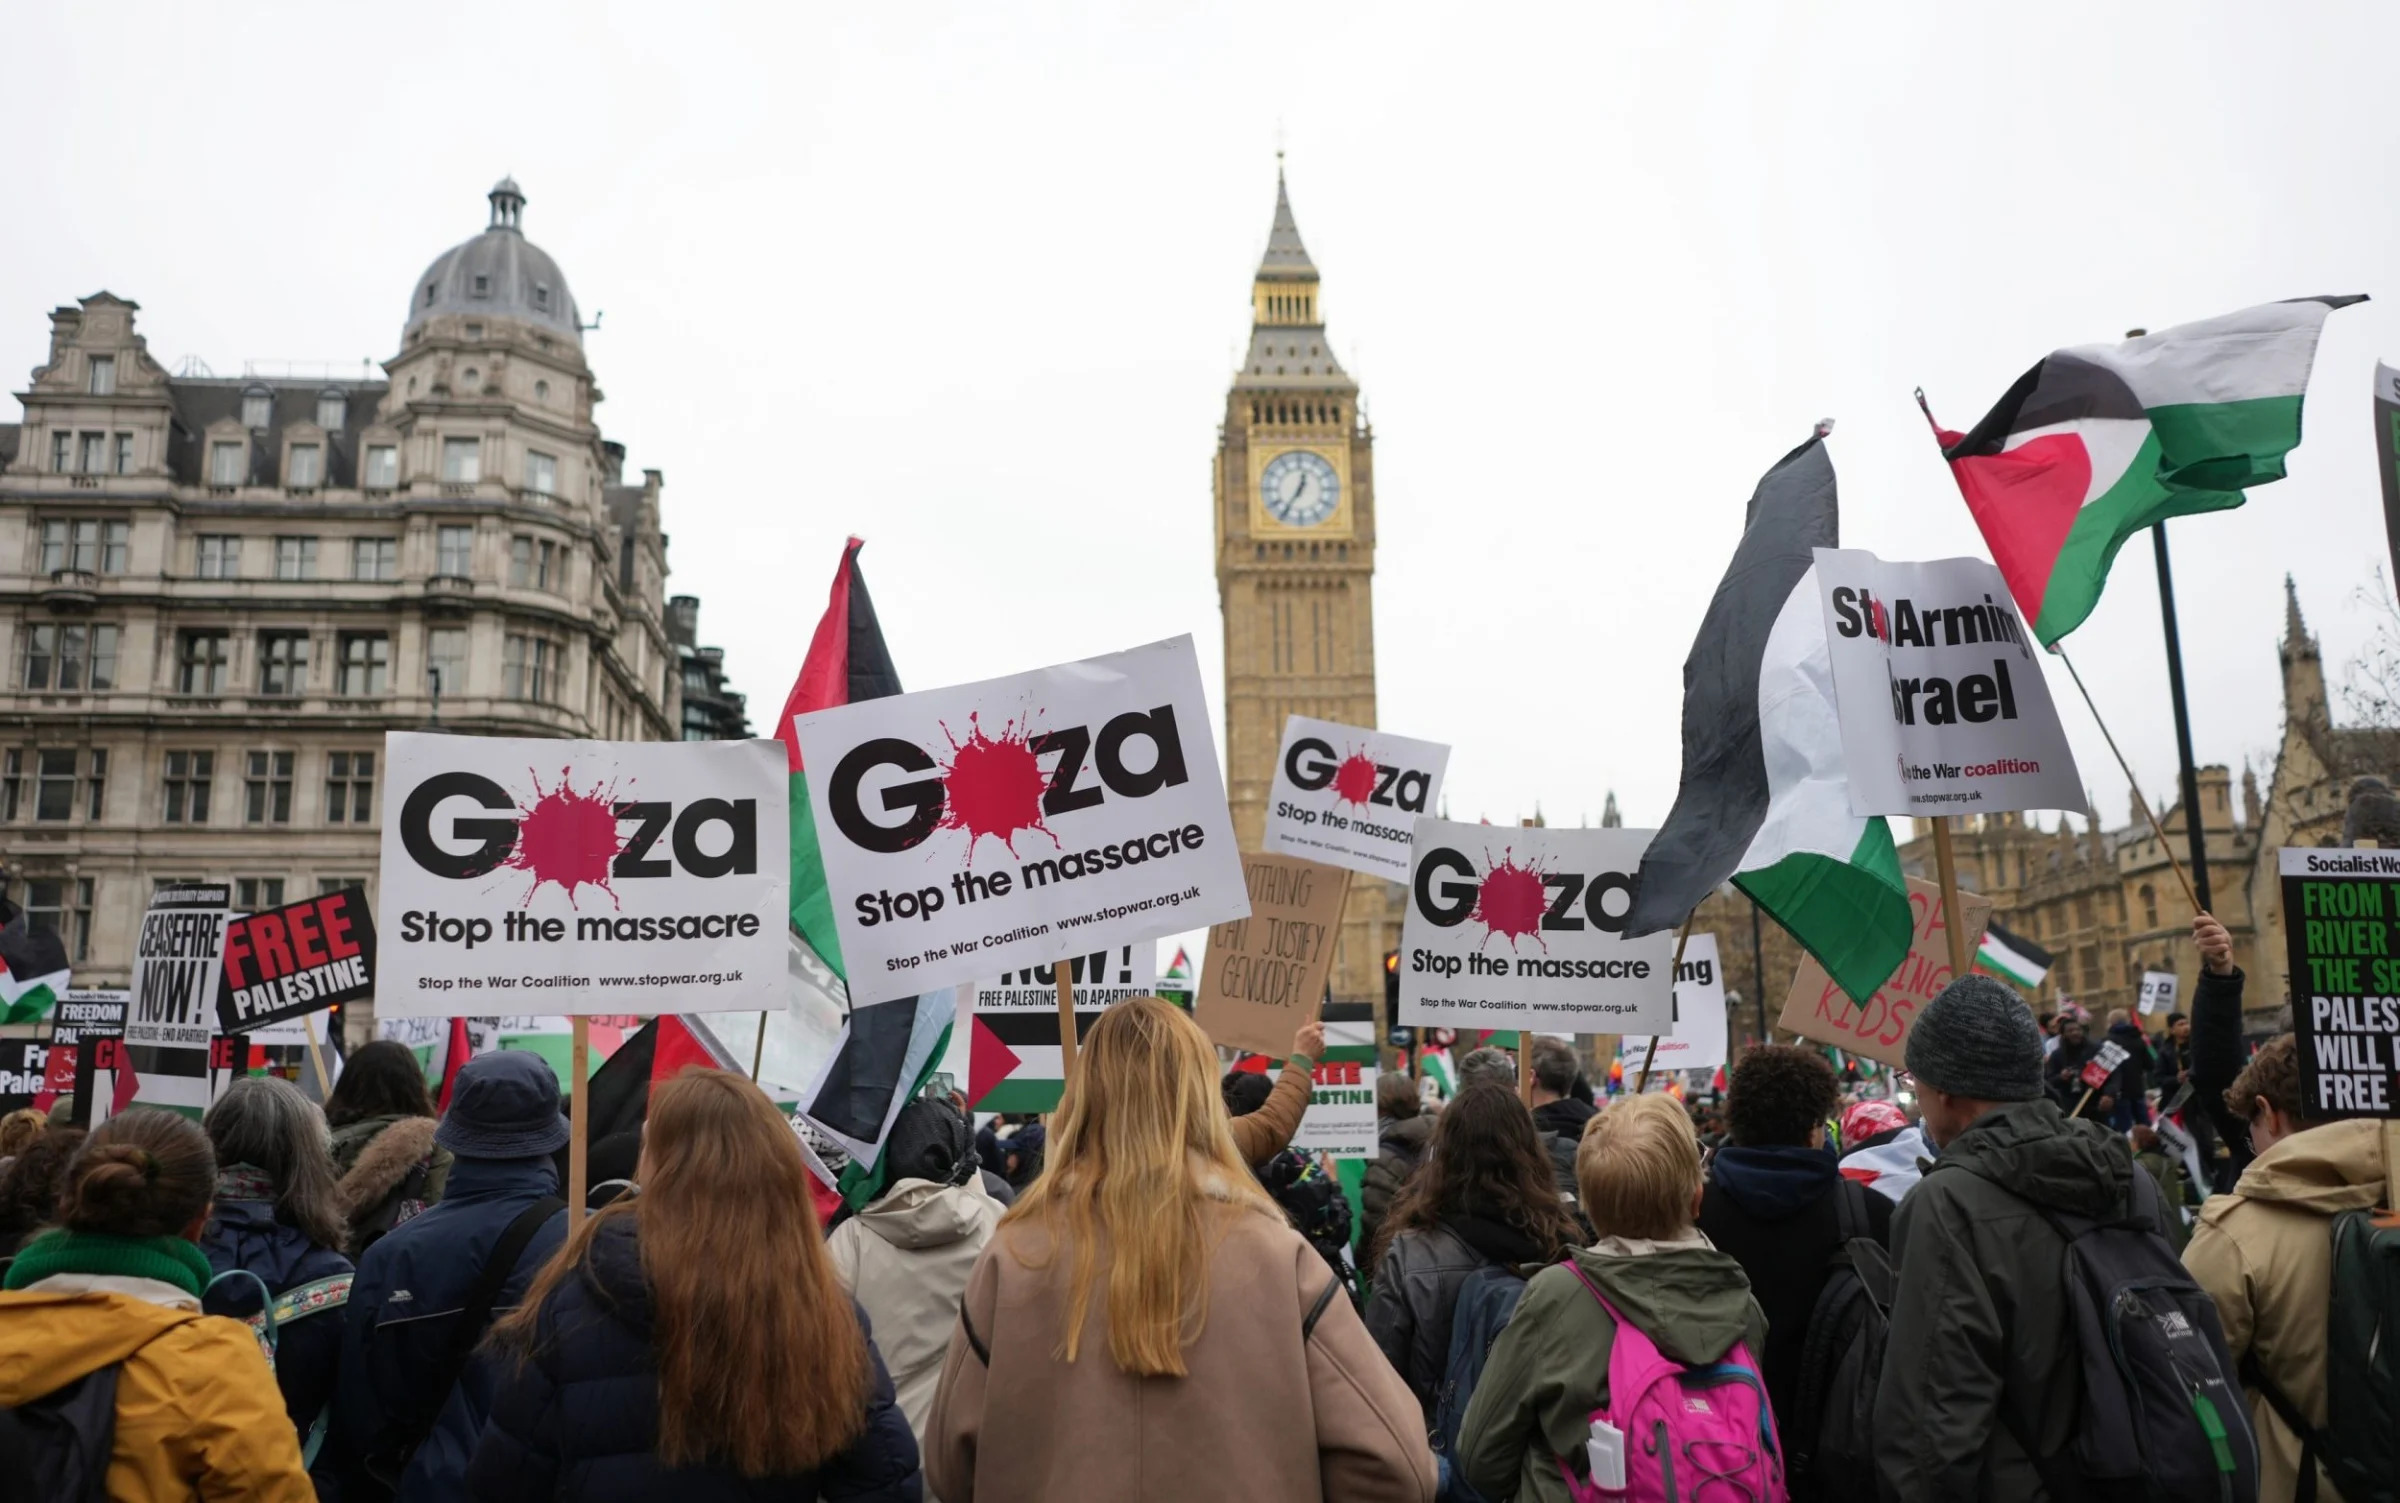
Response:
[1230,1054,1314,1167]
[2183,1117,2387,1503]
[925,1199,1432,1503]
[828,1176,1001,1442]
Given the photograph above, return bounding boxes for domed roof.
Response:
[403,179,582,346]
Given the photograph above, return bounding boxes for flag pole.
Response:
[568,1017,589,1221]
[1636,915,1698,1093]
[1748,894,1768,1055]
[2150,520,2216,914]
[749,1012,768,1083]
[1053,959,1078,1080]
[1931,818,1972,980]
[2055,648,2203,914]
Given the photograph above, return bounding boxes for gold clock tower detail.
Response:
[1215,164,1391,1008]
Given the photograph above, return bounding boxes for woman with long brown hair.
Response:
[467,1069,920,1500]
[1362,1081,1583,1422]
[925,997,1431,1503]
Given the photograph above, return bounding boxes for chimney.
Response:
[666,595,699,648]
[601,440,626,486]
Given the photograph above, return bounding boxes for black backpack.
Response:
[1992,1165,2259,1503]
[1789,1180,1893,1501]
[2242,1205,2400,1503]
[0,1364,119,1503]
[1430,1262,1531,1503]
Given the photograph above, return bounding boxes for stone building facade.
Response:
[0,180,736,1017]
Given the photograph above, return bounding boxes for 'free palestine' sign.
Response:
[2278,847,2400,1118]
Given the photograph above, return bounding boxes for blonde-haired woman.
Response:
[926,997,1431,1503]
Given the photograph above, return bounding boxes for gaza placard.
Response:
[1396,820,1675,1033]
[790,636,1249,1007]
[1814,548,2084,817]
[1262,716,1450,882]
[376,734,788,1017]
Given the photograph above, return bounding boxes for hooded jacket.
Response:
[198,1196,353,1437]
[2103,1020,2153,1103]
[827,1177,1001,1441]
[466,1213,922,1501]
[1873,1097,2169,1502]
[1697,1143,1892,1437]
[1359,1113,1433,1266]
[925,1199,1432,1503]
[1530,1096,1598,1204]
[0,1265,316,1501]
[2044,1034,2105,1114]
[1365,1214,1561,1421]
[332,1114,451,1253]
[2183,1117,2386,1503]
[1455,1235,1769,1503]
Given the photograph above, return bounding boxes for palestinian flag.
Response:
[1418,1047,1456,1101]
[1624,432,1914,1004]
[1158,946,1194,1008]
[577,1014,747,1146]
[0,913,70,1024]
[1976,919,2053,990]
[801,987,956,1207]
[1926,296,2362,644]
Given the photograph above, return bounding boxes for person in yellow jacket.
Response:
[0,1106,314,1502]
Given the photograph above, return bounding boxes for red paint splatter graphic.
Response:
[1472,848,1549,952]
[937,714,1057,865]
[504,767,624,908]
[1330,750,1379,807]
[1867,593,1890,641]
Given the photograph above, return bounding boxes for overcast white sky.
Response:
[13,3,2400,982]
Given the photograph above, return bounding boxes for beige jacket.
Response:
[1230,1053,1314,1167]
[828,1177,1001,1442]
[2184,1117,2387,1503]
[925,1200,1433,1503]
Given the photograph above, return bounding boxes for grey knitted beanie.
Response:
[1905,974,2045,1102]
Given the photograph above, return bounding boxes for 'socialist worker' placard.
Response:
[1261,715,1450,883]
[790,636,1250,1008]
[1814,548,2084,817]
[1396,820,1675,1034]
[218,886,377,1034]
[2278,846,2400,1117]
[1195,851,1349,1059]
[377,734,789,1017]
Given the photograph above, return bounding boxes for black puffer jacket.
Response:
[1364,1214,1558,1423]
[1358,1114,1432,1263]
[1530,1096,1597,1206]
[465,1214,921,1501]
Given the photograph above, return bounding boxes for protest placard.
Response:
[1396,820,1674,1034]
[2278,846,2400,1117]
[1261,716,1449,883]
[376,734,787,1017]
[55,989,128,1122]
[2081,1039,2130,1091]
[1618,933,1728,1075]
[1777,878,1993,1071]
[1813,549,2084,817]
[1291,1058,1377,1158]
[1,1041,46,1113]
[1195,852,1349,1058]
[789,635,1249,1008]
[219,886,376,1034]
[117,884,230,1120]
[2138,970,2178,1016]
[967,945,1156,1112]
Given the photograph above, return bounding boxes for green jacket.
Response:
[1456,1236,1766,1503]
[1872,1098,2167,1502]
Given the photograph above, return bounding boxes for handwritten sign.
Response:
[1777,878,1992,1071]
[1195,852,1348,1058]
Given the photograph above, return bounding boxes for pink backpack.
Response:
[1555,1257,1787,1503]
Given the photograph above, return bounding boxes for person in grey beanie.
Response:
[1874,974,2180,1502]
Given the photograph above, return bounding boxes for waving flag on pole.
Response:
[1923,296,2363,644]
[1623,431,1914,1004]
[0,908,71,1024]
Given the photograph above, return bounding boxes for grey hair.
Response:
[203,1076,348,1252]
[1456,1046,1518,1093]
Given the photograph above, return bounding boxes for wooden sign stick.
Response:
[300,1010,333,1097]
[1931,817,1972,980]
[568,1017,590,1221]
[1636,916,1699,1093]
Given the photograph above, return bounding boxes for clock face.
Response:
[1260,449,1340,527]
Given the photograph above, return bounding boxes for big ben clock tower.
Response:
[1215,162,1390,1007]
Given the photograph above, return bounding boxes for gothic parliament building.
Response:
[1214,167,1394,1008]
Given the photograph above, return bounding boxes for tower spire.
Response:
[1259,161,1317,281]
[2282,572,2316,660]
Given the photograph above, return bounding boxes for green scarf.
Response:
[2,1229,213,1298]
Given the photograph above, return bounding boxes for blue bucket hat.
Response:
[437,1050,571,1158]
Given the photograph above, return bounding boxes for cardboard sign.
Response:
[966,945,1157,1113]
[1291,1058,1377,1158]
[789,635,1249,1007]
[2081,1039,2130,1090]
[1814,549,2084,817]
[2138,970,2178,1016]
[121,884,231,1119]
[1262,715,1450,883]
[1618,933,1729,1074]
[1396,820,1674,1034]
[1777,878,1993,1071]
[1195,852,1350,1058]
[2278,846,2400,1117]
[219,887,377,1033]
[376,733,788,1017]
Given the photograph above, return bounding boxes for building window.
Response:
[287,444,322,489]
[257,632,310,696]
[316,392,346,430]
[351,537,398,581]
[427,627,468,696]
[242,390,272,429]
[245,751,294,824]
[113,433,133,474]
[41,519,129,575]
[163,750,213,824]
[503,633,558,703]
[234,878,286,912]
[2140,884,2158,929]
[534,379,550,401]
[461,368,479,393]
[436,525,474,577]
[465,322,484,341]
[471,273,490,297]
[196,534,241,579]
[87,356,115,396]
[364,444,398,489]
[441,437,481,483]
[523,450,557,496]
[336,633,389,696]
[2074,893,2095,930]
[79,433,105,473]
[21,623,118,691]
[50,433,69,472]
[273,537,318,581]
[0,750,16,820]
[177,632,230,695]
[26,878,94,963]
[2080,945,2103,991]
[318,877,365,897]
[211,440,245,486]
[326,751,374,825]
[33,749,76,821]
[534,284,550,311]
[86,749,106,819]
[509,536,559,590]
